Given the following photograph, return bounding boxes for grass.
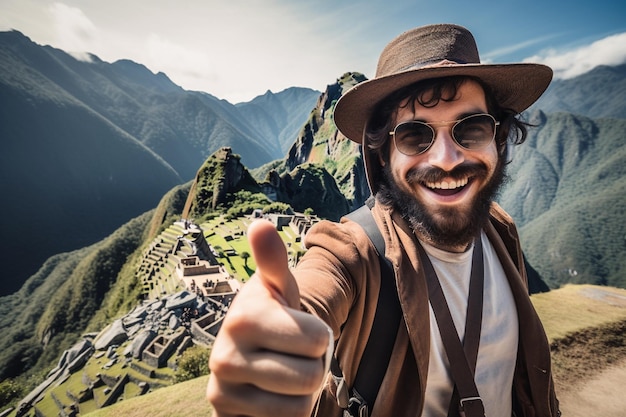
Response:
[530,284,626,341]
[82,376,212,417]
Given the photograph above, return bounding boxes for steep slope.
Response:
[532,64,626,119]
[0,51,183,295]
[236,88,321,154]
[499,111,626,288]
[0,211,153,381]
[253,72,370,212]
[0,31,280,176]
[182,147,265,221]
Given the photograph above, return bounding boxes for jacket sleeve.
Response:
[293,219,379,340]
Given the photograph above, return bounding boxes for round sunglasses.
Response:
[389,113,500,156]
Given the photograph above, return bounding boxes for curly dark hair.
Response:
[364,76,529,164]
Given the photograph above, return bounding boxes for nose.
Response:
[425,127,465,171]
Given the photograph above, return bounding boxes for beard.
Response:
[377,158,507,249]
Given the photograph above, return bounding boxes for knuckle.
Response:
[301,360,326,392]
[265,394,314,417]
[221,298,267,336]
[207,348,231,376]
[205,376,229,410]
[308,322,331,357]
[289,395,316,417]
[208,342,243,377]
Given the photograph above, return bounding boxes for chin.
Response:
[377,160,507,249]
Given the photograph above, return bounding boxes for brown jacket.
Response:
[295,200,559,416]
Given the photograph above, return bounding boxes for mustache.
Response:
[405,162,489,185]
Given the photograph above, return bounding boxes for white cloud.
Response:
[524,32,626,79]
[48,2,99,61]
[126,0,361,102]
[482,33,564,63]
[142,33,214,86]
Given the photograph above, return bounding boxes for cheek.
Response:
[484,144,500,172]
[389,151,408,179]
[389,152,422,187]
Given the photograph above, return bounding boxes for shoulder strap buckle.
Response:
[459,396,485,417]
[345,389,369,417]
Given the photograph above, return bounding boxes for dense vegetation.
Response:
[500,112,626,289]
[0,212,152,407]
[174,346,211,383]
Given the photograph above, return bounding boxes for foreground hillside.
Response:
[68,284,626,417]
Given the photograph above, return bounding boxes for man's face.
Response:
[381,80,505,251]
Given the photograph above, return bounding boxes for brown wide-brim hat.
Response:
[333,23,553,144]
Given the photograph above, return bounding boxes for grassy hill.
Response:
[33,284,623,417]
[83,376,211,417]
[536,285,626,417]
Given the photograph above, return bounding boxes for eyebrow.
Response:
[406,110,489,124]
[420,109,489,123]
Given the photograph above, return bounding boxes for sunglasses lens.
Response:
[453,114,496,149]
[394,122,434,155]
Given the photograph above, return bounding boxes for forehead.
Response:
[395,79,488,122]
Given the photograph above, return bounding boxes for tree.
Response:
[240,251,250,268]
[175,345,211,383]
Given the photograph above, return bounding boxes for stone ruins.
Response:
[12,212,319,417]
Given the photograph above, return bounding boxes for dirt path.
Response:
[556,358,626,417]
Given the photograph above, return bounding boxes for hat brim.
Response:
[333,63,553,144]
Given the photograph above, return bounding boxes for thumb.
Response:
[247,219,300,309]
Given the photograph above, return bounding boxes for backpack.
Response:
[330,202,402,417]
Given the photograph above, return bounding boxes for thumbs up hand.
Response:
[247,219,301,309]
[207,220,333,417]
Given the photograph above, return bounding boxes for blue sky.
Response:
[1,0,625,103]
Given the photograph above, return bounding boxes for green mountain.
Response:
[236,88,321,155]
[532,64,626,118]
[499,110,626,288]
[252,72,369,213]
[0,30,318,295]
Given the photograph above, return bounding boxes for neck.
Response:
[414,229,475,253]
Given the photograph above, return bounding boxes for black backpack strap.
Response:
[331,203,402,417]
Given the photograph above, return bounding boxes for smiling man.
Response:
[207,24,560,417]
[375,78,505,252]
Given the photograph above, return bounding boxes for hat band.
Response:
[398,59,471,73]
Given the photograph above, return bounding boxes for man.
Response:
[207,23,560,417]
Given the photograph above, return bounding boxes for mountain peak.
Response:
[111,59,182,93]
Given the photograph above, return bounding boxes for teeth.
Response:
[425,177,469,190]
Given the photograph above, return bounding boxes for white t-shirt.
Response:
[421,232,519,417]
